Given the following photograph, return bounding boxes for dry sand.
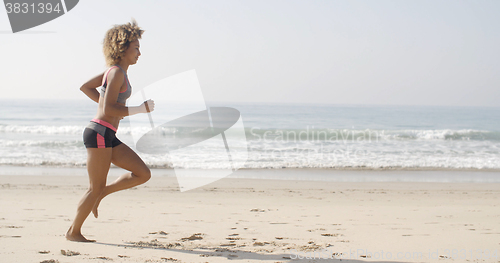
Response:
[0,172,499,263]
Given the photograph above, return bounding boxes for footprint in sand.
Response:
[161,257,178,261]
[253,241,270,246]
[220,243,237,247]
[60,250,80,256]
[321,233,341,237]
[181,233,203,241]
[93,257,112,260]
[149,231,168,235]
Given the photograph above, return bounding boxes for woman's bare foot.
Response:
[66,228,96,242]
[92,194,104,218]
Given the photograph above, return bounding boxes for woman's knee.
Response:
[87,185,106,196]
[134,167,151,182]
[143,168,151,181]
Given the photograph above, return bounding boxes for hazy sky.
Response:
[1,0,499,106]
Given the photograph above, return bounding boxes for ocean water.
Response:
[1,99,500,171]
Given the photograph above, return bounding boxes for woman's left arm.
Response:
[80,73,105,103]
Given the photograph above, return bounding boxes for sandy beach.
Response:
[1,170,499,263]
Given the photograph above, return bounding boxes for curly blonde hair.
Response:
[103,19,144,66]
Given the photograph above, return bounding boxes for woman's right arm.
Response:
[80,73,105,103]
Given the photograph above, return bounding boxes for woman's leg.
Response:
[92,143,151,218]
[66,148,112,242]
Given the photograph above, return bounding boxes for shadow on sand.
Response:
[93,241,414,263]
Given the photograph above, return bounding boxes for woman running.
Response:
[66,20,155,242]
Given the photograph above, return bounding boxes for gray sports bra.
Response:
[100,65,132,104]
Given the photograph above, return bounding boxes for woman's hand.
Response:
[142,99,155,113]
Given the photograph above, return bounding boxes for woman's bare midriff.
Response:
[93,100,126,129]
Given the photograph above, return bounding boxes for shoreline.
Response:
[1,165,500,184]
[3,164,500,172]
